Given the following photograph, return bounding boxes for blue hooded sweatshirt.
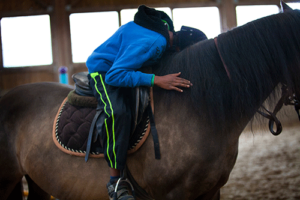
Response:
[86,21,167,87]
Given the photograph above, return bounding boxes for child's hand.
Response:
[154,72,193,92]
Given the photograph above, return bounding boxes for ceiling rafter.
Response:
[32,0,54,11]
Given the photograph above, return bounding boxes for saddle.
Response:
[52,72,160,160]
[73,72,150,136]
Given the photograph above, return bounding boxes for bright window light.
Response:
[236,5,279,26]
[173,7,221,39]
[120,9,137,25]
[121,7,172,25]
[1,15,53,68]
[287,2,300,10]
[70,11,119,63]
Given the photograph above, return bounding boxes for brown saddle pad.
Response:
[53,97,150,158]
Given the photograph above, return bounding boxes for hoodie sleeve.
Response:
[105,39,166,87]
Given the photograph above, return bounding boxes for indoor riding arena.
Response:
[221,108,300,199]
[1,0,300,200]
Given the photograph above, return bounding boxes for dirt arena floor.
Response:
[220,121,300,200]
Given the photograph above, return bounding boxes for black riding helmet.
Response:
[173,26,208,50]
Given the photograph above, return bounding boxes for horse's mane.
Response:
[154,10,300,130]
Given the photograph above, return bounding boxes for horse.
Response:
[1,2,299,200]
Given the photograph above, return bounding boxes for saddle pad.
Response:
[53,98,151,158]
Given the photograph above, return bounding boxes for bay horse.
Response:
[1,2,300,200]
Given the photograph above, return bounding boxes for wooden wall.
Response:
[0,0,296,95]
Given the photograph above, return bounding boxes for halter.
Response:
[214,37,300,135]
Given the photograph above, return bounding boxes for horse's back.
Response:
[0,82,72,108]
[0,82,73,149]
[0,82,72,125]
[0,82,73,147]
[0,82,72,140]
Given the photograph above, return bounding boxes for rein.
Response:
[214,37,300,136]
[257,85,300,135]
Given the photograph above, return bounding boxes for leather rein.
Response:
[257,85,300,135]
[214,37,300,136]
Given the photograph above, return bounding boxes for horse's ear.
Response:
[280,0,293,12]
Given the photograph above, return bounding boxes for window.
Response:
[120,9,137,25]
[287,2,300,9]
[173,7,221,39]
[1,15,53,68]
[120,7,172,25]
[69,11,119,63]
[236,5,279,26]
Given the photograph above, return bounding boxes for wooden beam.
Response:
[219,0,237,32]
[66,2,220,13]
[51,0,73,82]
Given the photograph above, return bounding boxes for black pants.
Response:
[88,72,132,170]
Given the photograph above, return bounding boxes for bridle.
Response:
[214,37,300,136]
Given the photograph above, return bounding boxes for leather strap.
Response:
[146,104,161,159]
[124,165,154,200]
[85,105,103,162]
[214,37,231,80]
[294,99,300,120]
[257,85,291,136]
[257,104,283,136]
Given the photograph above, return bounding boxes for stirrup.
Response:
[113,177,135,200]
